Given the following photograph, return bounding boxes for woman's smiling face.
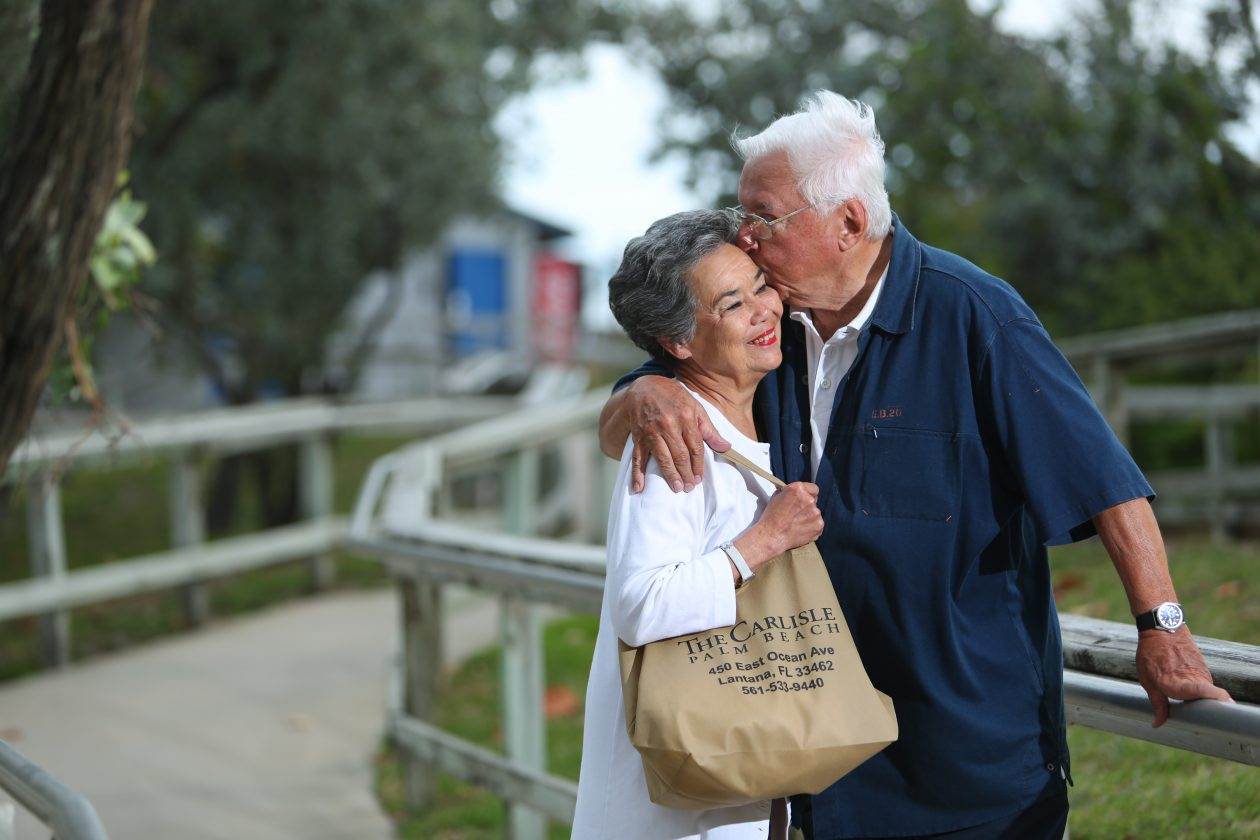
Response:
[662,243,783,381]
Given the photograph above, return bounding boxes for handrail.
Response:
[2,395,517,670]
[0,739,108,840]
[1058,308,1260,364]
[353,521,1260,765]
[349,384,1260,835]
[7,395,512,477]
[0,517,346,622]
[1064,672,1259,765]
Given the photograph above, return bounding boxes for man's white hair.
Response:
[733,91,892,240]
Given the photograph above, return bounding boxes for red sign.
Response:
[532,254,582,362]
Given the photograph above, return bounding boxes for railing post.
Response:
[1091,356,1128,446]
[24,471,70,667]
[502,447,548,839]
[504,446,540,537]
[501,594,547,840]
[299,433,336,590]
[566,432,598,542]
[1205,414,1234,543]
[170,449,209,626]
[398,574,442,809]
[598,445,620,541]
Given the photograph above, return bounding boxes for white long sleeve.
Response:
[606,446,738,649]
[572,386,778,839]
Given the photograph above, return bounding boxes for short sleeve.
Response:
[978,317,1154,544]
[612,357,676,393]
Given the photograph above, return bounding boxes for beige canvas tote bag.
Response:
[618,448,898,809]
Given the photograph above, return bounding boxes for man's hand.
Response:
[1092,499,1233,726]
[1136,627,1233,727]
[612,376,730,493]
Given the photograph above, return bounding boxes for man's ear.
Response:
[834,199,868,252]
[658,338,693,363]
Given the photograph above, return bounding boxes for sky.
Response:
[495,0,1257,323]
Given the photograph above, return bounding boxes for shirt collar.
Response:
[867,212,921,336]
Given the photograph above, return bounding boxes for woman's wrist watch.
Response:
[720,541,754,587]
[1135,601,1185,633]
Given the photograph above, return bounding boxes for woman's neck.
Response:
[675,366,760,441]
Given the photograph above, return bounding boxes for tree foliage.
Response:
[131,0,620,403]
[630,0,1259,334]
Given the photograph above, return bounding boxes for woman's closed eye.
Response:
[722,283,772,314]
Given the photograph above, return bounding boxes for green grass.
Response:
[1049,538,1259,839]
[0,433,408,681]
[378,540,1259,839]
[376,614,598,840]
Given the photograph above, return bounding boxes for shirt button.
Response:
[821,378,833,389]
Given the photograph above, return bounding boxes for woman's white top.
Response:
[571,385,780,840]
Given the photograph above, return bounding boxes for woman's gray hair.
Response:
[608,209,740,365]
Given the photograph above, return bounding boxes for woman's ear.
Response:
[658,338,693,363]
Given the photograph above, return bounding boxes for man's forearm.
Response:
[1093,498,1178,615]
[599,388,634,460]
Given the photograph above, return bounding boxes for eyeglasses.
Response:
[726,204,810,241]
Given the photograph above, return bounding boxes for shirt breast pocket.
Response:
[858,426,961,522]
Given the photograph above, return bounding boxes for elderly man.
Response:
[598,91,1231,840]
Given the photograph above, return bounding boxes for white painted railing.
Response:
[0,738,108,840]
[1,395,514,668]
[348,388,1260,839]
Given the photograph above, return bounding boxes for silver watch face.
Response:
[1155,602,1184,630]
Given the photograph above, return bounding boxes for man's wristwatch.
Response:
[1135,602,1185,633]
[720,541,754,588]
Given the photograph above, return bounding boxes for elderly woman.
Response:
[571,210,824,840]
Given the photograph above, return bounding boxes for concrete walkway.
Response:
[0,587,501,840]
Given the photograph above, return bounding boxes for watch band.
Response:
[720,541,754,587]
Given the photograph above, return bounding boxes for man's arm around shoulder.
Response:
[598,368,729,494]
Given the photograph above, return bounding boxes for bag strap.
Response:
[717,448,786,489]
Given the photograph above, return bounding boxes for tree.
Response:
[629,0,1259,335]
[0,0,155,477]
[126,0,621,528]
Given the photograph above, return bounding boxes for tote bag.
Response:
[618,448,898,809]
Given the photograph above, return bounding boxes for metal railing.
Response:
[349,389,1260,839]
[1,395,514,668]
[0,738,108,840]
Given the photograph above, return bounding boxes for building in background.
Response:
[325,206,580,400]
[91,206,581,414]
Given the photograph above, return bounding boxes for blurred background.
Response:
[0,0,1257,838]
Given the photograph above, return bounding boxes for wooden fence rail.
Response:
[349,386,1260,840]
[1,396,513,668]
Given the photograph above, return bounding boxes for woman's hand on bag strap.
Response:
[735,482,823,571]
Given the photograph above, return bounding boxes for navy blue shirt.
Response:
[612,216,1153,838]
